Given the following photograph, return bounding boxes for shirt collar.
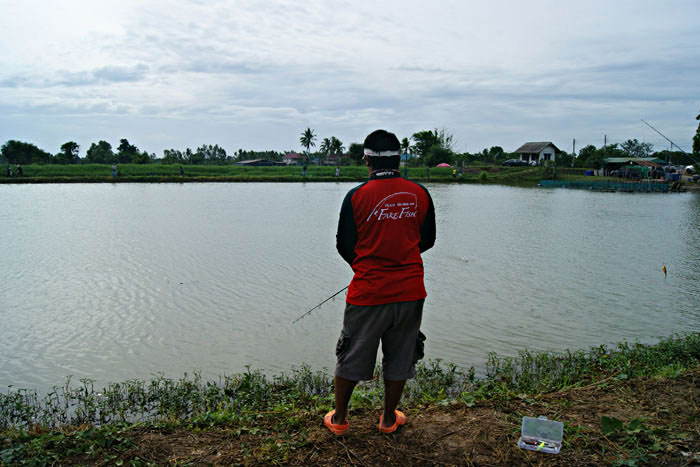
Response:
[369,169,401,180]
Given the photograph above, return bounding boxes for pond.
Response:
[1,183,699,391]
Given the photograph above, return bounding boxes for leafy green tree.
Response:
[85,140,114,164]
[557,151,573,167]
[1,140,52,164]
[411,130,440,159]
[299,128,316,165]
[621,139,653,158]
[425,145,455,167]
[56,141,80,164]
[117,139,138,164]
[348,143,363,165]
[693,112,700,156]
[132,150,152,164]
[187,147,204,165]
[195,144,228,164]
[162,149,185,164]
[411,129,453,163]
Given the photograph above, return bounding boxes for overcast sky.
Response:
[1,0,698,157]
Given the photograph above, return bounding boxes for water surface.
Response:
[1,183,698,391]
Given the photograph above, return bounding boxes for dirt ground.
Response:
[69,367,699,466]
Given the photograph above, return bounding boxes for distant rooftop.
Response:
[515,142,561,154]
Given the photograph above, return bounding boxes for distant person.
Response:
[403,165,408,178]
[425,166,430,181]
[16,164,22,177]
[335,166,340,177]
[180,165,184,176]
[458,166,463,177]
[303,164,307,177]
[112,163,117,177]
[6,164,11,177]
[452,168,456,179]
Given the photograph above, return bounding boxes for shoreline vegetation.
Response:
[1,333,698,465]
[2,164,699,192]
[0,163,598,186]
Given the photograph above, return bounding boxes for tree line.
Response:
[3,116,699,168]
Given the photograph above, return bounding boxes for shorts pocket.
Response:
[413,331,426,364]
[336,330,351,359]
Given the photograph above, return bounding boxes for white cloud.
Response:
[0,0,698,155]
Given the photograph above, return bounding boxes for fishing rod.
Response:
[641,119,698,165]
[292,285,348,324]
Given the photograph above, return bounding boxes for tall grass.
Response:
[1,163,544,184]
[2,333,697,430]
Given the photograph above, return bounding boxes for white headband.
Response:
[364,148,400,157]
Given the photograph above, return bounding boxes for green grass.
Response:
[2,333,698,431]
[0,163,549,185]
[1,333,698,465]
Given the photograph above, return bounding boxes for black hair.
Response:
[368,155,400,170]
[364,129,401,170]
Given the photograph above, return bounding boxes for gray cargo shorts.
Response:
[335,299,425,381]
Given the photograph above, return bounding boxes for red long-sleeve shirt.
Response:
[336,170,436,306]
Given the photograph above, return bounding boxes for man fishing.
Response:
[325,129,436,435]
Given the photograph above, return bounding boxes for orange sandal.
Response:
[324,410,349,435]
[378,409,406,433]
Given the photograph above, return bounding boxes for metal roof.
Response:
[603,157,665,164]
[514,142,562,154]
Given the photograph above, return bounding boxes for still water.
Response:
[1,183,699,391]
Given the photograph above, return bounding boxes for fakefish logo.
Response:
[366,192,419,222]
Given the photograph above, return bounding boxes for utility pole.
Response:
[604,134,607,147]
[572,138,576,168]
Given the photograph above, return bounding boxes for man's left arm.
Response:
[418,190,436,253]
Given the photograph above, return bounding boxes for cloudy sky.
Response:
[1,0,698,157]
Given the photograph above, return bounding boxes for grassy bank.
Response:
[0,163,549,185]
[1,333,698,465]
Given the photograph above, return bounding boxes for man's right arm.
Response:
[336,190,358,265]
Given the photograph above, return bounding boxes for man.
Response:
[326,129,436,435]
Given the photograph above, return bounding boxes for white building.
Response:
[514,142,561,164]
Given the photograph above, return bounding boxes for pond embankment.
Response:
[2,333,698,465]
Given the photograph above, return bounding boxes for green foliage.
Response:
[117,139,139,164]
[1,140,52,165]
[694,112,700,156]
[299,128,316,160]
[601,416,666,466]
[425,145,455,167]
[86,140,115,164]
[348,142,363,164]
[411,128,453,163]
[478,170,488,181]
[621,139,653,158]
[56,141,80,164]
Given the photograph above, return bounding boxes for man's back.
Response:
[337,170,435,306]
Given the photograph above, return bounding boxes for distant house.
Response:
[514,142,561,164]
[283,152,303,165]
[325,154,345,165]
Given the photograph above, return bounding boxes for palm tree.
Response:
[401,137,411,156]
[299,128,316,165]
[330,137,345,165]
[319,137,332,166]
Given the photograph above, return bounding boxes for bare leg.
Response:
[380,379,406,428]
[333,375,358,424]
